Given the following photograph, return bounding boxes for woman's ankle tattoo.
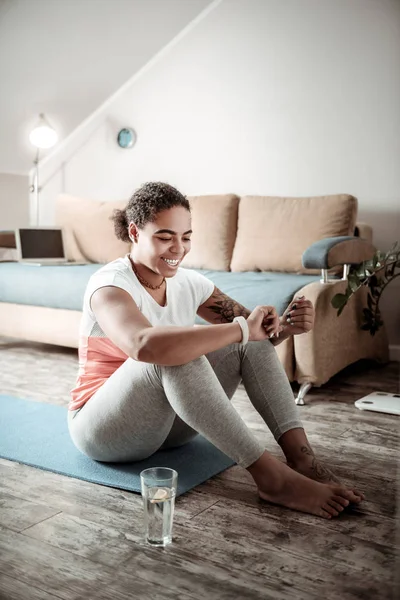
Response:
[301,445,335,481]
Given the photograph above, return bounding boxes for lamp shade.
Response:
[29,113,58,149]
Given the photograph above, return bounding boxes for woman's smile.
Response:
[161,257,181,268]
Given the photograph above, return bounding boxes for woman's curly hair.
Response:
[112,182,190,243]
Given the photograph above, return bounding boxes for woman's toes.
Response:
[323,503,339,517]
[335,487,363,503]
[332,495,349,508]
[349,491,363,503]
[352,489,365,500]
[328,499,345,513]
[318,508,332,519]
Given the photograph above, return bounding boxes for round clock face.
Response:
[117,128,136,148]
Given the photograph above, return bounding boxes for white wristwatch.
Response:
[233,316,249,346]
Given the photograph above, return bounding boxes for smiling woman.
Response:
[66,181,364,522]
[116,183,193,298]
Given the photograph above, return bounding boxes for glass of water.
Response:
[140,467,178,546]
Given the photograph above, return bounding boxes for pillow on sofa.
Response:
[230,194,358,274]
[56,194,130,263]
[181,194,239,271]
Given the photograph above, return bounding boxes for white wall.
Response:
[36,0,400,351]
[0,173,29,229]
[0,0,211,174]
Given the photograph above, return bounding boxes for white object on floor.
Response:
[354,391,400,416]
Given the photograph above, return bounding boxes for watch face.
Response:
[117,128,136,148]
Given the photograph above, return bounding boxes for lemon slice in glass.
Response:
[150,488,169,503]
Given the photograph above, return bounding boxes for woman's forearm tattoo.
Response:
[207,287,251,323]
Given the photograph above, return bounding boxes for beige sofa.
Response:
[0,192,389,403]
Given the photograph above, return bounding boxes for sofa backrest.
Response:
[55,192,358,274]
[230,194,358,274]
[56,192,240,269]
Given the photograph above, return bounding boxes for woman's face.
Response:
[130,206,192,277]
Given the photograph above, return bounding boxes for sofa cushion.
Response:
[56,194,130,263]
[193,270,320,322]
[0,263,102,310]
[180,194,239,271]
[230,194,358,274]
[0,263,319,317]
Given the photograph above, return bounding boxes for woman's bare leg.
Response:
[205,342,364,517]
[220,340,364,497]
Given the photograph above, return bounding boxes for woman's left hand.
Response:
[280,295,315,336]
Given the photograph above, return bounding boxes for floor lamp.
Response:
[29,114,58,226]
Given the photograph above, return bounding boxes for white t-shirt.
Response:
[83,255,214,328]
[69,255,214,410]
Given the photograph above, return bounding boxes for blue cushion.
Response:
[193,270,320,323]
[302,236,359,268]
[0,263,320,315]
[0,263,102,310]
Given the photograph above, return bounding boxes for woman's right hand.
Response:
[246,305,282,342]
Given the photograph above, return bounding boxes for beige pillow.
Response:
[230,194,358,274]
[181,194,239,271]
[55,194,130,263]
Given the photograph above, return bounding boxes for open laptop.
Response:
[15,227,88,266]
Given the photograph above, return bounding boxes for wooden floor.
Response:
[0,336,399,600]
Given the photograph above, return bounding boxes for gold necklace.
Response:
[128,255,165,290]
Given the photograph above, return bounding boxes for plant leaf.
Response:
[334,239,399,336]
[355,265,366,278]
[348,276,361,293]
[331,293,348,309]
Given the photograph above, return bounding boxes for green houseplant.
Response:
[331,242,400,335]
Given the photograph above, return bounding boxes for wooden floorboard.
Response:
[0,336,399,599]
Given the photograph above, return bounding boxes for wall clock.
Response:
[117,128,137,149]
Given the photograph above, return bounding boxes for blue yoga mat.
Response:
[0,395,235,497]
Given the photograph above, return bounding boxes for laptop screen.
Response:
[18,229,65,259]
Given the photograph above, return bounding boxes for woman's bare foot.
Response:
[247,451,363,519]
[287,446,341,484]
[286,444,365,500]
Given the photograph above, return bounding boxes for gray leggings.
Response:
[67,340,303,469]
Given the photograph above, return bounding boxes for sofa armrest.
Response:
[302,236,375,270]
[290,280,388,386]
[354,222,373,243]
